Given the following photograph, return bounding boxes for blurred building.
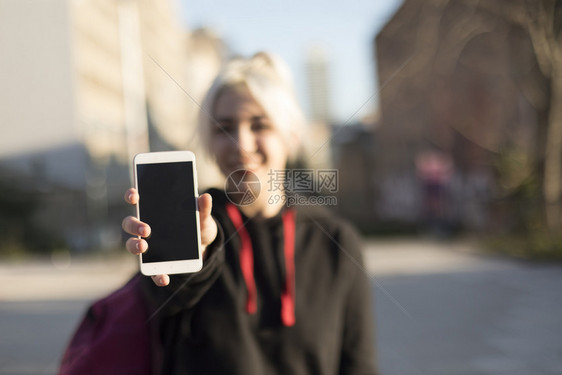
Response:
[331,122,377,232]
[0,0,226,252]
[369,0,545,233]
[306,46,332,124]
[302,46,333,170]
[183,27,228,189]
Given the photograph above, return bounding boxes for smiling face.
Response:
[210,86,289,184]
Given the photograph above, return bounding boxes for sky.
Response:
[178,0,403,124]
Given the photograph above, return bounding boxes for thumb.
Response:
[198,193,213,219]
[198,193,217,247]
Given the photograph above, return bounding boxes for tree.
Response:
[0,169,64,255]
[475,0,562,230]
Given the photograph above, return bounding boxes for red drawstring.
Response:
[280,209,296,327]
[226,203,296,327]
[226,204,257,314]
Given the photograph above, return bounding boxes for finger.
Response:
[152,274,170,287]
[124,188,139,205]
[125,237,148,255]
[122,216,151,237]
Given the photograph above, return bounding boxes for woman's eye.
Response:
[252,121,271,132]
[214,122,234,135]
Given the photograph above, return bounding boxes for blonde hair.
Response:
[198,52,306,160]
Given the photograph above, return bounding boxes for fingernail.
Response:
[138,226,146,237]
[128,193,134,202]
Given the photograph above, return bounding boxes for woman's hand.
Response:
[121,188,218,287]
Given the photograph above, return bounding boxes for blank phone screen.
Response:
[136,161,199,263]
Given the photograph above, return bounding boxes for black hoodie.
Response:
[140,189,378,374]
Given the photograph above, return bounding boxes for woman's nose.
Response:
[236,125,258,153]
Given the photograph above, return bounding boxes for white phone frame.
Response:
[134,151,202,276]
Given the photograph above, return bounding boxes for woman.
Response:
[61,52,378,374]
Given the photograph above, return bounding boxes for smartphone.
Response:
[134,151,202,276]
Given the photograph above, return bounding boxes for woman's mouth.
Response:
[231,160,261,172]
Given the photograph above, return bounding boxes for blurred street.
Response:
[366,240,562,375]
[1,239,561,375]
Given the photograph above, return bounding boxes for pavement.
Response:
[363,237,520,276]
[0,237,507,302]
[0,252,138,302]
[1,238,561,375]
